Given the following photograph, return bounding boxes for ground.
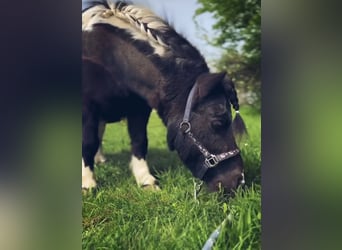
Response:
[82,106,260,249]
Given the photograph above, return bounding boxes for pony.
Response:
[82,1,247,192]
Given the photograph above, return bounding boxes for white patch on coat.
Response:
[94,121,106,164]
[130,156,159,189]
[82,158,97,189]
[82,3,168,56]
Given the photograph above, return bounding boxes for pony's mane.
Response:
[83,2,170,47]
[110,1,169,47]
[82,1,208,68]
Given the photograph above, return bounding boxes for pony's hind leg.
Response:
[94,121,106,164]
[82,112,99,189]
[127,107,160,190]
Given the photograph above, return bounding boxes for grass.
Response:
[82,106,260,250]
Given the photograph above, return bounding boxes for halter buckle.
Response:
[205,155,219,168]
[180,121,191,134]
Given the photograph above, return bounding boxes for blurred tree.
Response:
[215,49,260,107]
[195,0,260,106]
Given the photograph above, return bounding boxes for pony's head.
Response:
[167,72,247,193]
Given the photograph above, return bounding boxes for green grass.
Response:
[82,106,261,250]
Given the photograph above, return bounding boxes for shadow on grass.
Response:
[101,147,260,187]
[92,148,185,190]
[103,147,183,173]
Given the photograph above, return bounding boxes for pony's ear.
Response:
[221,74,235,96]
[222,74,239,110]
[196,72,226,99]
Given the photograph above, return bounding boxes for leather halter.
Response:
[179,82,240,180]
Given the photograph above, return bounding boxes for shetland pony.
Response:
[82,1,247,192]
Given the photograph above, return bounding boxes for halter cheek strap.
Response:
[180,82,240,180]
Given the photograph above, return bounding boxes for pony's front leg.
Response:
[82,113,99,189]
[127,109,160,190]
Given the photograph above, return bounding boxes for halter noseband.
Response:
[180,82,240,180]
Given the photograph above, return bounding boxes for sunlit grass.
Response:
[82,106,260,249]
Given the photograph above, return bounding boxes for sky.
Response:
[83,0,223,64]
[131,0,223,62]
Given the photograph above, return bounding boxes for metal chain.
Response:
[187,131,211,158]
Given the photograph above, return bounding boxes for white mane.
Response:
[82,1,170,55]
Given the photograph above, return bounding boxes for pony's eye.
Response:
[211,119,228,130]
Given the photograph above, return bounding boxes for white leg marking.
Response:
[130,156,159,189]
[94,145,107,164]
[82,158,97,189]
[94,122,106,164]
[94,146,106,164]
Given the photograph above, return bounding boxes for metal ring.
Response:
[180,121,191,134]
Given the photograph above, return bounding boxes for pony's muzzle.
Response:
[212,169,245,193]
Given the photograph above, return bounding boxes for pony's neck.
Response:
[156,78,195,126]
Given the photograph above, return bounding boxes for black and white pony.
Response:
[82,1,247,192]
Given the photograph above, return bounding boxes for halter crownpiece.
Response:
[180,82,241,180]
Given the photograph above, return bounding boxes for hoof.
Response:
[82,177,97,190]
[141,183,161,191]
[94,154,106,164]
[141,179,160,191]
[82,187,96,195]
[82,165,97,189]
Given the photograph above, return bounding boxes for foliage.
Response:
[83,107,260,249]
[215,49,261,109]
[195,0,261,107]
[195,0,260,66]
